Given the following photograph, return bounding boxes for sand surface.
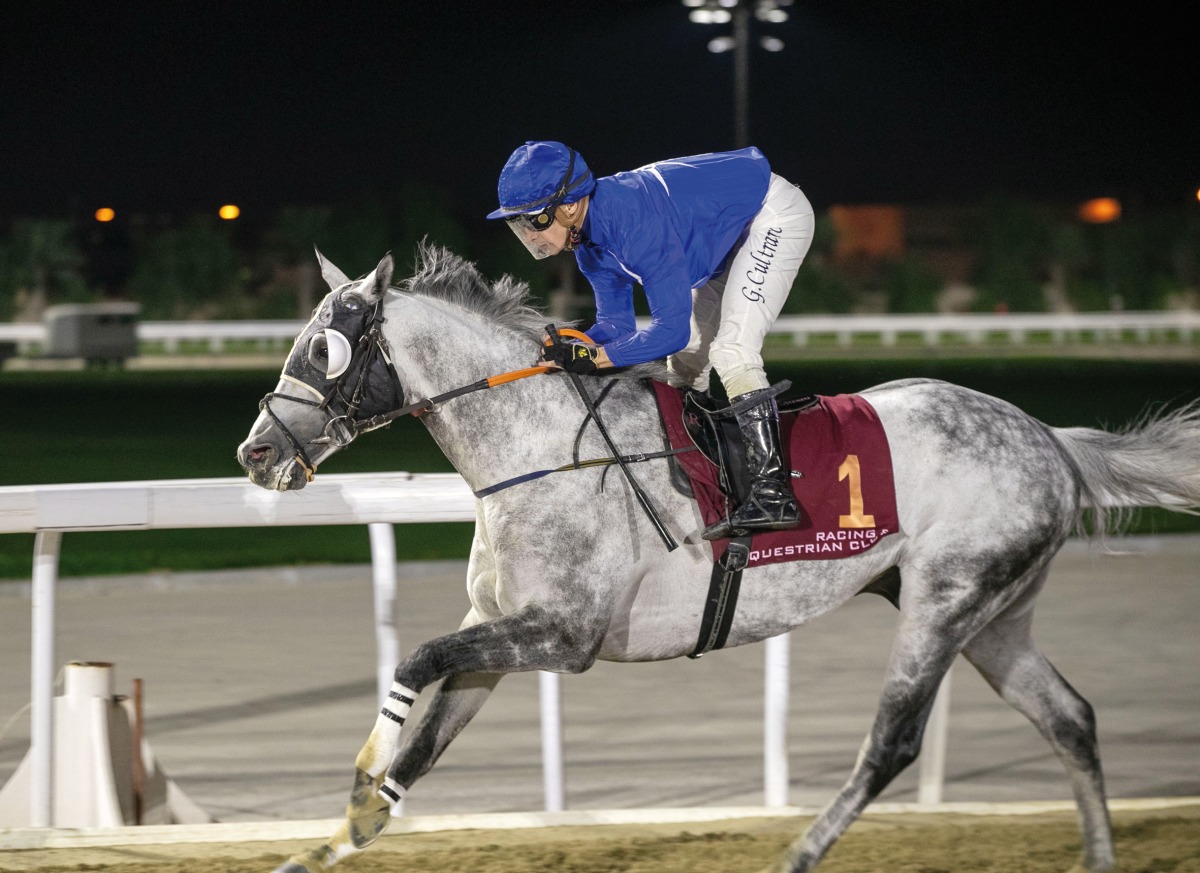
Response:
[3,806,1199,872]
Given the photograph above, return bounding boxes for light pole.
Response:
[682,0,791,148]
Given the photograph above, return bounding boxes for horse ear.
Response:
[371,252,394,300]
[314,246,351,291]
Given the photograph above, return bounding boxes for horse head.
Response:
[237,249,402,491]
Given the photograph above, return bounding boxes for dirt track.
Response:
[3,807,1199,873]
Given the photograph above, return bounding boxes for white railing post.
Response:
[30,530,62,827]
[918,671,952,804]
[367,523,399,708]
[539,671,564,811]
[763,633,790,806]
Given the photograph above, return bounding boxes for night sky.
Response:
[3,1,1196,221]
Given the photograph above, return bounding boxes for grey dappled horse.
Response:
[237,245,1200,873]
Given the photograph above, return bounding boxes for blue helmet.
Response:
[485,141,596,221]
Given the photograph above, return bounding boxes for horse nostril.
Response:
[244,445,273,465]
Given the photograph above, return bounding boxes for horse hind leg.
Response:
[766,611,965,872]
[962,593,1115,873]
[765,531,1068,873]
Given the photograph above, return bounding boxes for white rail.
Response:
[2,311,1197,356]
[0,473,473,827]
[0,474,947,826]
[772,310,1200,347]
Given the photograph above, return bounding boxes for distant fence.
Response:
[2,311,1198,358]
[772,311,1200,348]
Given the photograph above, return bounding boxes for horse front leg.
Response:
[388,670,503,789]
[272,604,603,873]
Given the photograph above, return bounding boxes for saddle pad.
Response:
[652,381,899,568]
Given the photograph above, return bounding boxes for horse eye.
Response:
[307,334,331,373]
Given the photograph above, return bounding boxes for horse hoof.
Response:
[273,840,347,873]
[347,806,390,849]
[271,860,317,873]
[345,768,392,849]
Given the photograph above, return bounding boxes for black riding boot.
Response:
[702,390,802,540]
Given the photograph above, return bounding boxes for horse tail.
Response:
[1051,398,1200,538]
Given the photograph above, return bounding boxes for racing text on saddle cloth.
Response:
[751,456,891,563]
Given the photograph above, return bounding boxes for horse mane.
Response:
[398,241,669,382]
[398,241,549,343]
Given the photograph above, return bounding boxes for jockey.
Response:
[487,140,816,541]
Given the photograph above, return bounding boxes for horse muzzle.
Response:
[237,441,314,492]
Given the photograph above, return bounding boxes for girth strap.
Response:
[689,535,752,659]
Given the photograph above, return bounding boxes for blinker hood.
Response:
[320,329,353,379]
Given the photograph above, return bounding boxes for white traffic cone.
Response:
[0,661,210,827]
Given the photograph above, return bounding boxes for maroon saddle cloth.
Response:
[651,381,900,568]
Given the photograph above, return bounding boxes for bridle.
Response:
[258,300,406,481]
[257,304,556,482]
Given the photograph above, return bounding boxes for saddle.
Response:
[652,379,900,568]
[651,379,900,659]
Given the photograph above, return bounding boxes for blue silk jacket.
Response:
[575,146,772,366]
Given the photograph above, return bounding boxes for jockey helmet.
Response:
[486,141,595,260]
[485,141,595,225]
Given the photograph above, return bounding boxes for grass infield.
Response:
[2,357,1198,579]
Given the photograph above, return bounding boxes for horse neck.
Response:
[384,295,560,488]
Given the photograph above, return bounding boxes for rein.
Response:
[260,323,690,508]
[473,446,695,498]
[354,365,548,429]
[352,328,594,428]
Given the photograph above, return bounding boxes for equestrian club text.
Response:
[749,528,891,562]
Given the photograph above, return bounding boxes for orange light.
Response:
[1195,188,1200,203]
[94,207,115,222]
[1078,198,1121,224]
[218,204,241,220]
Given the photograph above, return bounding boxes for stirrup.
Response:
[701,507,801,541]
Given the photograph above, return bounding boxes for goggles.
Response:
[507,209,556,232]
[503,212,559,260]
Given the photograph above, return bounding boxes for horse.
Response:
[236,243,1200,873]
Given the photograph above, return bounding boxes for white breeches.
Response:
[666,174,814,397]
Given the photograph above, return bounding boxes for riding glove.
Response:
[541,342,600,375]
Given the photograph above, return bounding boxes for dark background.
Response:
[3,1,1196,220]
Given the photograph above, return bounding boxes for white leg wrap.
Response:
[380,776,406,808]
[355,682,417,777]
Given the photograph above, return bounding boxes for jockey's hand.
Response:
[539,342,602,375]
